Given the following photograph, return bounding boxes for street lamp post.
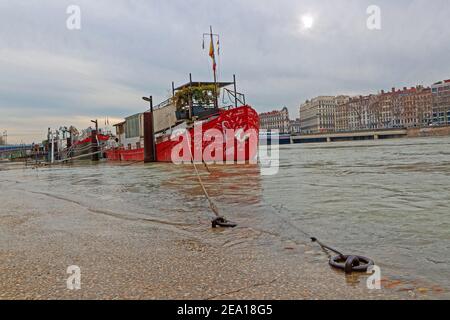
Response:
[2,130,7,146]
[91,119,99,133]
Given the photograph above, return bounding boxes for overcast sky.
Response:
[1,0,450,143]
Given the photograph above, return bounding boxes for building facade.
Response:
[299,99,315,133]
[289,119,302,134]
[431,80,450,125]
[334,96,351,132]
[299,96,337,133]
[398,86,433,128]
[300,82,436,133]
[416,87,433,127]
[346,95,369,131]
[362,94,388,130]
[259,107,290,133]
[377,86,433,129]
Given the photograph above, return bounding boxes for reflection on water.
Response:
[1,136,449,296]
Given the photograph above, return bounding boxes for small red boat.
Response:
[71,128,111,157]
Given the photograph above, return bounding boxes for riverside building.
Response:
[431,80,450,125]
[299,81,436,133]
[299,96,337,133]
[259,107,291,133]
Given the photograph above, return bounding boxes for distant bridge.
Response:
[292,129,408,144]
[0,145,34,160]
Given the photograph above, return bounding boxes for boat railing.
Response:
[223,88,246,107]
[152,97,173,111]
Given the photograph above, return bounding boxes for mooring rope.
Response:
[119,160,143,167]
[183,130,221,218]
[202,160,211,173]
[191,156,221,217]
[268,204,374,272]
[54,150,104,163]
[33,149,105,167]
[269,204,344,256]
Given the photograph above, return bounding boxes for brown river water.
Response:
[1,136,449,297]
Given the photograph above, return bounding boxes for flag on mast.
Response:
[209,39,217,72]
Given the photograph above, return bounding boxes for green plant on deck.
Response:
[174,84,217,110]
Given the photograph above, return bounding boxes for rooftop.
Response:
[259,107,288,116]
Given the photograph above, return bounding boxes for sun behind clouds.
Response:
[301,14,314,30]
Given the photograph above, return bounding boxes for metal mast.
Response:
[204,26,220,110]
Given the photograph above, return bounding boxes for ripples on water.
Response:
[1,136,449,295]
[263,137,450,293]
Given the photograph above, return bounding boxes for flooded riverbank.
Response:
[264,136,450,296]
[1,136,449,299]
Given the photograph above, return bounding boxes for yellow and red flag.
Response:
[209,39,217,72]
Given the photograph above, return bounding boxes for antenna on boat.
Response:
[203,26,220,110]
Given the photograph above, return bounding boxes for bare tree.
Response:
[367,95,381,129]
[391,94,403,128]
[347,97,364,131]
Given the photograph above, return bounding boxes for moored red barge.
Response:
[106,103,259,162]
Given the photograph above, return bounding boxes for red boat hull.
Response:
[74,134,110,146]
[73,134,110,157]
[106,105,259,163]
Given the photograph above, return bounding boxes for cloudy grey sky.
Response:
[1,0,450,143]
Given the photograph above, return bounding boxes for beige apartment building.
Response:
[334,95,351,132]
[299,96,337,133]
